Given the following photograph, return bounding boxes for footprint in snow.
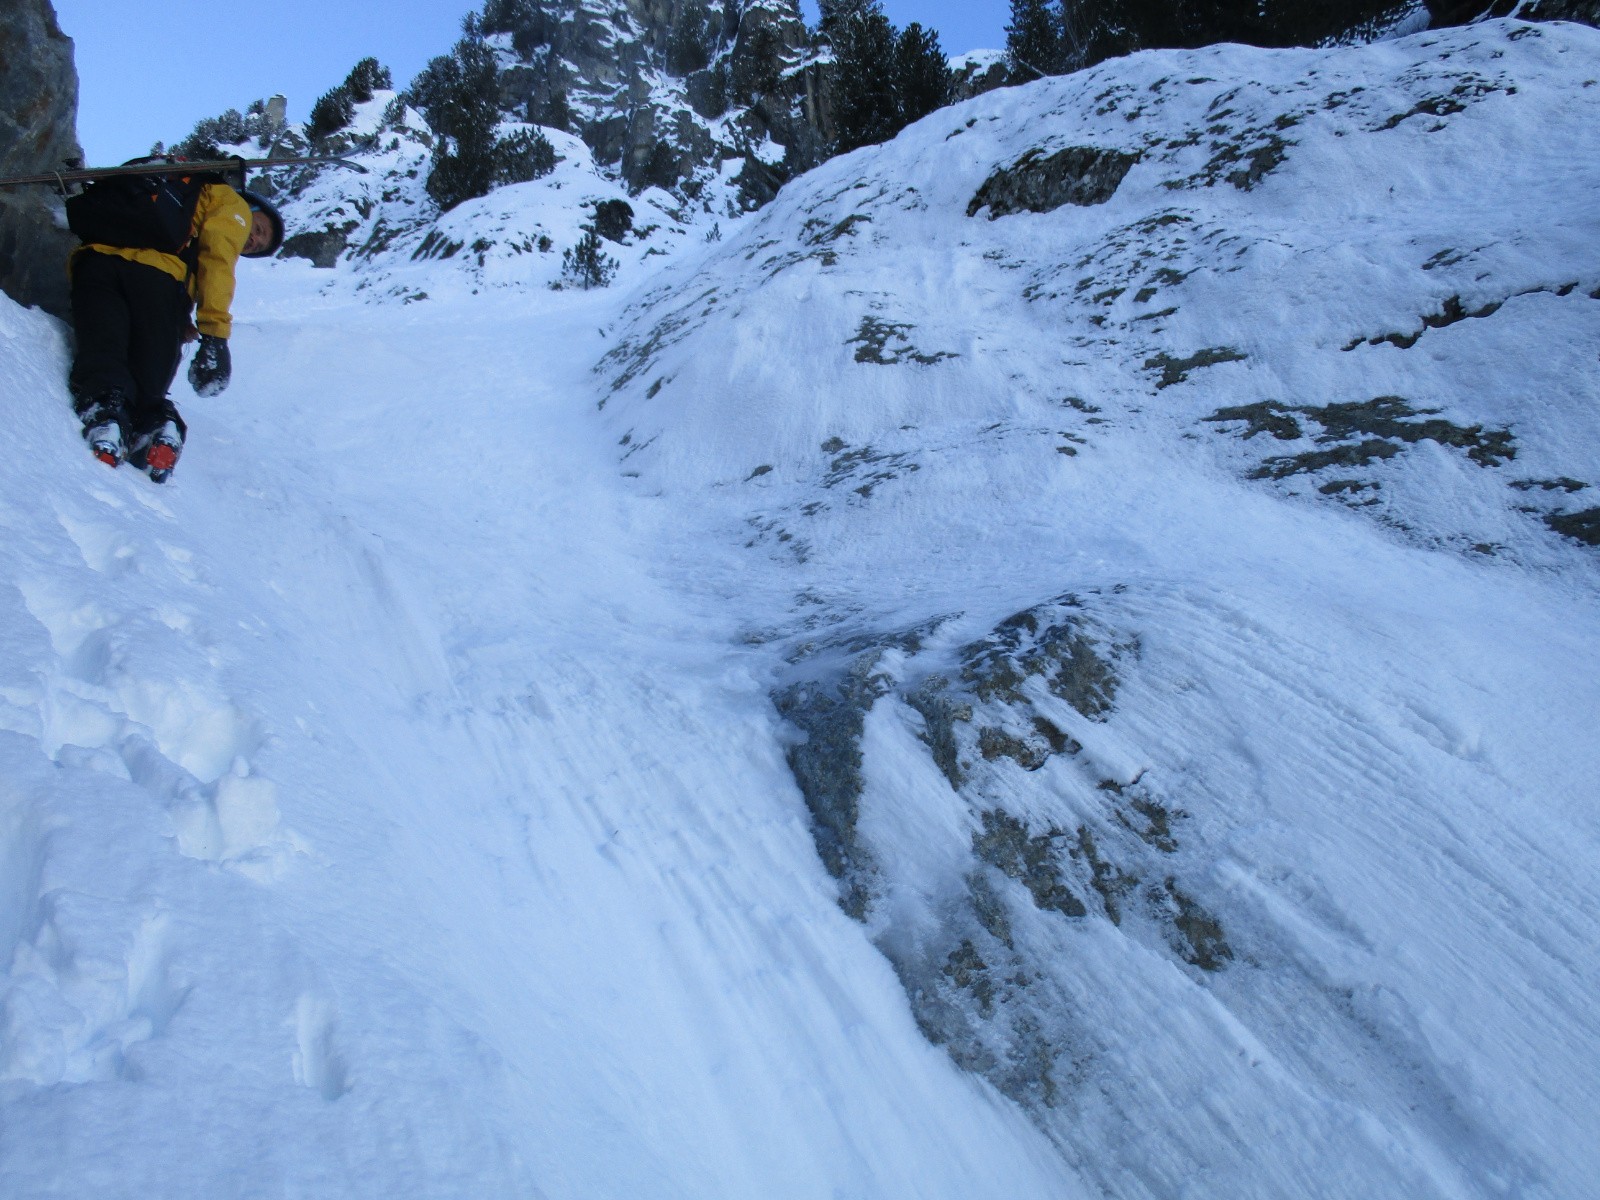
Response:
[292,993,352,1101]
[54,509,138,576]
[0,905,190,1086]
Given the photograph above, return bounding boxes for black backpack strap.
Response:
[181,234,202,286]
[177,174,214,285]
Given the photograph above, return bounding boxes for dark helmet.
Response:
[239,189,285,258]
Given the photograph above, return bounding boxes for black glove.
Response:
[189,335,232,397]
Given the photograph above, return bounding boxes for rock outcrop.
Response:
[966,146,1141,218]
[0,0,82,319]
[1515,0,1600,22]
[1427,0,1600,26]
[487,0,830,209]
[269,0,840,278]
[950,50,1011,103]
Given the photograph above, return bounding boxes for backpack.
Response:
[65,160,224,255]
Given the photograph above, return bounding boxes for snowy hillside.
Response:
[3,16,1599,1200]
[214,89,717,305]
[273,95,712,304]
[595,19,1600,1193]
[262,0,829,292]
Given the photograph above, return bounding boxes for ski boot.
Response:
[129,420,184,484]
[75,393,129,468]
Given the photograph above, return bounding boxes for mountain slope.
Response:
[1,16,1598,1200]
[0,279,1071,1196]
[595,16,1600,1196]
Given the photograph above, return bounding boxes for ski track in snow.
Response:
[2,18,1600,1200]
[0,283,1070,1197]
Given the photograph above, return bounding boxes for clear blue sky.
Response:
[54,0,1012,165]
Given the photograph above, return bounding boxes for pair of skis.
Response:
[0,154,368,192]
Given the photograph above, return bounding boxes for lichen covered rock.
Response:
[967,145,1141,219]
[774,593,1233,1112]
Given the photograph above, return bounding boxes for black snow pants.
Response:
[69,250,191,440]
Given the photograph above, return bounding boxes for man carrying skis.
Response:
[67,168,284,482]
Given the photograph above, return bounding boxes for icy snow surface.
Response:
[3,18,1599,1199]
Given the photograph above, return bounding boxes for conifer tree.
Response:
[1061,0,1140,69]
[480,0,538,35]
[1006,0,1066,80]
[818,0,873,35]
[307,88,357,142]
[344,57,393,104]
[175,108,255,158]
[306,57,395,143]
[481,0,551,57]
[409,15,502,211]
[540,90,572,132]
[561,229,617,288]
[829,0,902,152]
[493,128,556,184]
[894,23,952,128]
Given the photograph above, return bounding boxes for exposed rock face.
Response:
[0,0,82,318]
[280,223,359,269]
[967,146,1141,218]
[488,0,830,208]
[950,50,1011,103]
[1426,0,1600,25]
[773,595,1233,1109]
[1515,0,1600,22]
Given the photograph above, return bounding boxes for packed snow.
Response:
[2,17,1598,1200]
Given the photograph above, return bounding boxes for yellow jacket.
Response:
[73,183,252,338]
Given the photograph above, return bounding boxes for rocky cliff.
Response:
[254,0,839,283]
[487,0,829,210]
[0,0,82,320]
[1428,0,1600,25]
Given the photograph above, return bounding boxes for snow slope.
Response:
[0,278,1070,1196]
[594,20,1600,1196]
[2,16,1599,1200]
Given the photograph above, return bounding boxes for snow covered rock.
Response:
[950,49,1012,102]
[253,94,702,302]
[250,0,832,295]
[471,0,827,205]
[600,19,1600,565]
